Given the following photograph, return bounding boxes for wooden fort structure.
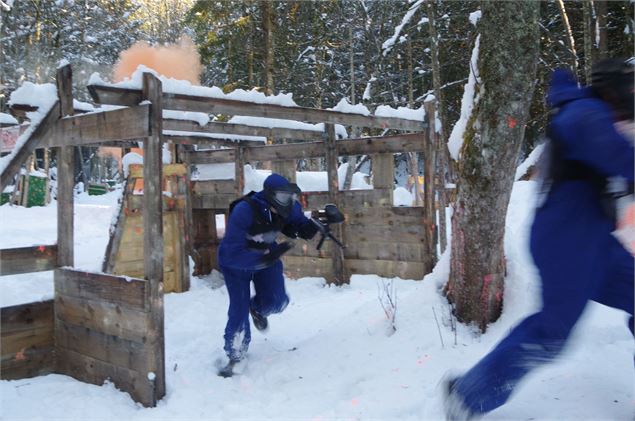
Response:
[0,64,447,406]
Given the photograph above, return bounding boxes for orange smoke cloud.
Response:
[113,36,202,85]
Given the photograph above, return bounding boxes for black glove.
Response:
[260,241,294,265]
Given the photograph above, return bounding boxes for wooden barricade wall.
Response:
[1,300,55,380]
[54,268,163,407]
[103,164,189,293]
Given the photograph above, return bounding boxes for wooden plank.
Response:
[192,180,236,195]
[140,72,166,403]
[191,194,235,209]
[345,259,426,280]
[325,123,345,285]
[1,300,55,380]
[184,149,235,165]
[1,300,54,333]
[283,255,333,280]
[0,345,55,380]
[302,189,393,210]
[88,84,426,131]
[235,147,245,196]
[55,293,152,343]
[244,142,324,161]
[164,119,324,141]
[338,133,428,155]
[344,224,427,244]
[0,244,58,275]
[163,133,263,148]
[344,241,426,262]
[55,320,150,371]
[1,325,54,356]
[55,268,147,311]
[56,65,75,267]
[0,101,60,193]
[56,347,156,407]
[45,105,150,147]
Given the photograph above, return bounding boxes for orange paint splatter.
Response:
[507,116,518,129]
[350,398,359,407]
[15,348,26,361]
[38,245,46,253]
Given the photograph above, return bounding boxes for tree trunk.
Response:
[582,1,594,84]
[556,0,578,74]
[446,0,540,332]
[596,1,608,59]
[261,0,274,95]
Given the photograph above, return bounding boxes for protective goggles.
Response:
[273,190,298,205]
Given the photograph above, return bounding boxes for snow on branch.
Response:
[381,0,425,57]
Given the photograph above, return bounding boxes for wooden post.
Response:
[325,123,346,285]
[428,100,447,254]
[141,72,165,404]
[235,146,245,196]
[423,101,438,258]
[371,153,394,206]
[56,65,74,267]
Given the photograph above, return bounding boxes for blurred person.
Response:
[444,59,634,420]
[216,173,319,377]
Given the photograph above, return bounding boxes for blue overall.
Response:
[218,176,314,362]
[451,69,635,416]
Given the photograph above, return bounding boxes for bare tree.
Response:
[445,1,540,332]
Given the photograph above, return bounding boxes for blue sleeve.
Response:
[283,202,318,240]
[220,201,266,270]
[555,100,634,181]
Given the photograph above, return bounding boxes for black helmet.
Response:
[262,173,301,218]
[590,58,634,120]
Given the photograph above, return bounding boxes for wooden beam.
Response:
[183,149,235,165]
[140,72,166,404]
[183,133,430,165]
[45,105,150,147]
[0,245,58,276]
[56,64,74,267]
[164,119,323,141]
[0,102,60,192]
[325,123,346,285]
[88,84,426,131]
[162,133,263,148]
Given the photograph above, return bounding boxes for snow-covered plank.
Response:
[164,119,324,141]
[0,101,59,192]
[88,84,426,131]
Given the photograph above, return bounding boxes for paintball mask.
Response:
[590,58,635,121]
[263,174,300,218]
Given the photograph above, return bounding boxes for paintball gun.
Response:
[311,204,346,250]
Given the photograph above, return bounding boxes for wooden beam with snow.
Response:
[0,101,60,192]
[162,133,264,148]
[88,84,425,131]
[44,105,150,147]
[164,119,324,141]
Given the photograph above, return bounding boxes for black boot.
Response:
[250,307,269,332]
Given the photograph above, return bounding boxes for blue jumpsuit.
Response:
[218,189,314,362]
[451,69,635,416]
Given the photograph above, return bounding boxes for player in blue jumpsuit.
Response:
[445,61,634,419]
[218,173,318,366]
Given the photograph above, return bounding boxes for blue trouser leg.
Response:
[250,260,289,317]
[592,238,634,335]
[221,265,252,362]
[453,230,612,415]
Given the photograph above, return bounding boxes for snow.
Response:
[327,97,371,116]
[163,110,210,127]
[89,65,299,107]
[448,35,480,161]
[382,0,425,56]
[1,172,633,420]
[121,152,143,177]
[228,116,349,139]
[375,105,424,121]
[515,143,545,181]
[469,10,482,26]
[1,83,58,175]
[0,112,18,126]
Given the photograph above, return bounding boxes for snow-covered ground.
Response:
[0,178,633,421]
